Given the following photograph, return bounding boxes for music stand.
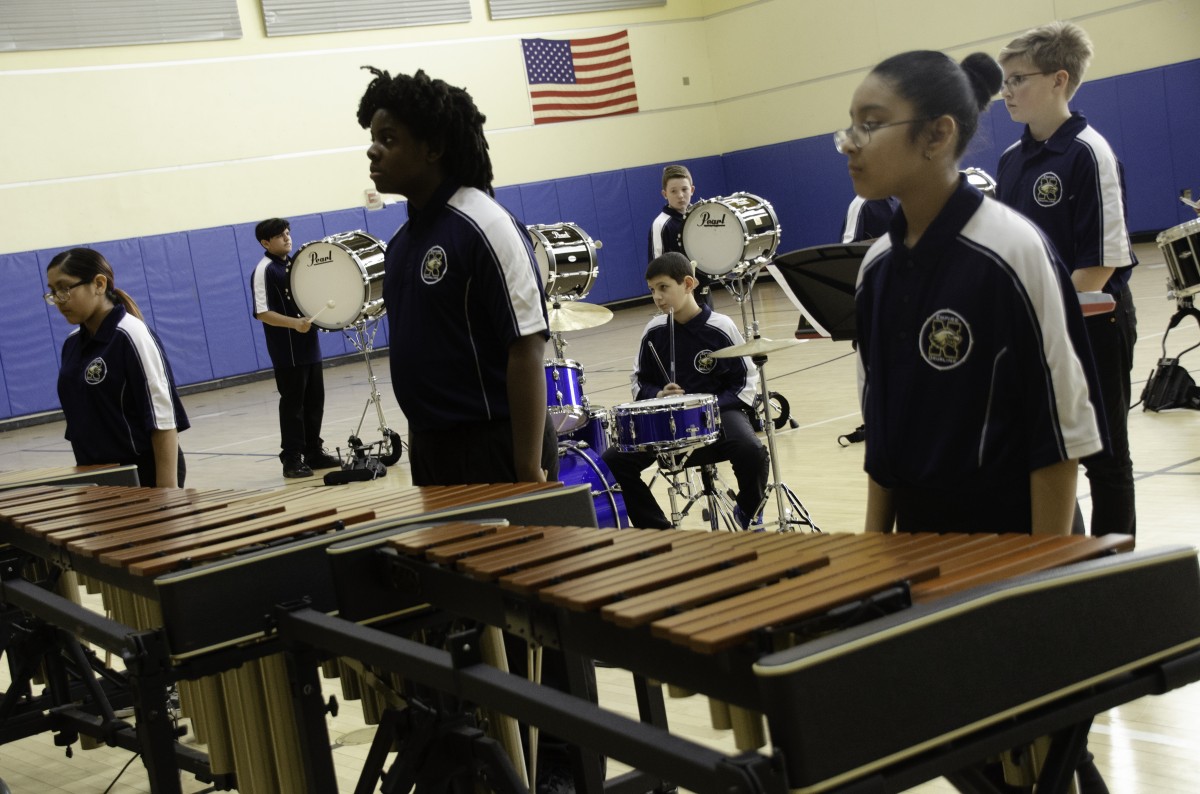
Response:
[766,243,870,341]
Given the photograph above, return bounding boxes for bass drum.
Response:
[682,193,780,276]
[289,231,387,329]
[528,222,600,301]
[557,442,627,529]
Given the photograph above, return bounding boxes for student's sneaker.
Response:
[305,448,341,470]
[282,454,313,479]
[733,505,764,531]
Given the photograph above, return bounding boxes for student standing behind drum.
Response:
[47,248,188,487]
[847,49,1104,538]
[649,164,713,307]
[996,21,1138,538]
[249,218,340,479]
[602,252,768,529]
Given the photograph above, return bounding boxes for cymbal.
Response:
[709,336,801,359]
[546,300,614,332]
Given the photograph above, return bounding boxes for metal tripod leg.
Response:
[752,353,818,533]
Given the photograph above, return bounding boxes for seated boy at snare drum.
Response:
[602,252,769,529]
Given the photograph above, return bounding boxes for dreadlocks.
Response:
[357,66,495,196]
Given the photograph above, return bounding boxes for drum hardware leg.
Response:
[346,320,405,467]
[699,465,740,532]
[749,353,818,533]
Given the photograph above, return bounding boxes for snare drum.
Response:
[557,442,627,529]
[1157,218,1200,299]
[528,222,600,300]
[612,394,721,452]
[962,167,997,198]
[682,193,780,276]
[289,231,387,329]
[546,359,588,434]
[560,406,611,455]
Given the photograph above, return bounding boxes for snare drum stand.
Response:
[345,319,404,466]
[655,450,741,531]
[726,266,818,533]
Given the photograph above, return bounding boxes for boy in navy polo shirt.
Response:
[649,164,713,306]
[997,21,1138,538]
[250,218,340,478]
[602,252,768,529]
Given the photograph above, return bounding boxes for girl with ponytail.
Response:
[45,248,189,487]
[842,51,1104,537]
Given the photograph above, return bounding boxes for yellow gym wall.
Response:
[0,0,1194,255]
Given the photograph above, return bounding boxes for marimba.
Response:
[297,522,1200,794]
[0,463,138,490]
[0,481,595,794]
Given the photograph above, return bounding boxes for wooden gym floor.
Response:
[0,241,1197,792]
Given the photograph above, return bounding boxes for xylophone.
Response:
[303,522,1200,794]
[0,463,138,490]
[0,481,595,794]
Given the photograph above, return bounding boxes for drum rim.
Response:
[613,394,717,412]
[1157,217,1200,245]
[544,358,585,369]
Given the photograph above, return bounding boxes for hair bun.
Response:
[960,52,1003,111]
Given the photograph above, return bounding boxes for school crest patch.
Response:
[420,246,448,285]
[1033,172,1062,207]
[919,310,971,370]
[84,357,107,385]
[694,349,716,374]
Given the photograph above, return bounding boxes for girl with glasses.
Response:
[45,248,188,487]
[845,50,1104,539]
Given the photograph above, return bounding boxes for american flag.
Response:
[521,30,639,125]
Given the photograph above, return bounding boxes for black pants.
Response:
[408,416,559,486]
[1082,285,1137,536]
[602,407,769,528]
[273,362,325,458]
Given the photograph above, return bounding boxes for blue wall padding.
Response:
[140,233,214,385]
[3,58,1196,422]
[1165,62,1200,227]
[188,226,261,379]
[1116,71,1175,235]
[2,250,64,415]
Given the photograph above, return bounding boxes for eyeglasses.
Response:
[43,279,91,305]
[1002,71,1050,91]
[834,117,936,154]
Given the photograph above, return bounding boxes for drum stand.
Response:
[344,320,403,466]
[655,451,741,531]
[723,266,818,533]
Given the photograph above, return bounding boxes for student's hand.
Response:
[657,383,684,398]
[295,316,313,333]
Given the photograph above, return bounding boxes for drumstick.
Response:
[667,307,676,384]
[646,341,671,385]
[308,299,336,322]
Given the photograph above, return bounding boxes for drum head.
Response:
[290,236,383,329]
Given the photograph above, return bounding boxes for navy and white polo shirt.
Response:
[631,305,757,410]
[383,180,549,431]
[855,177,1103,531]
[997,112,1137,294]
[57,304,190,467]
[841,196,899,243]
[648,205,686,261]
[250,252,322,368]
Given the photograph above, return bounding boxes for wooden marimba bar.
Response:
[323,523,1200,793]
[0,463,138,490]
[0,480,595,794]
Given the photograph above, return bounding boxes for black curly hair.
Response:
[357,66,494,195]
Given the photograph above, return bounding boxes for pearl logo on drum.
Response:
[305,248,334,267]
[694,211,727,228]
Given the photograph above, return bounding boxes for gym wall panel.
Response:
[187,226,262,379]
[1114,71,1176,235]
[1164,61,1200,228]
[0,251,63,416]
[138,233,214,386]
[519,182,563,227]
[233,221,275,372]
[590,170,645,302]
